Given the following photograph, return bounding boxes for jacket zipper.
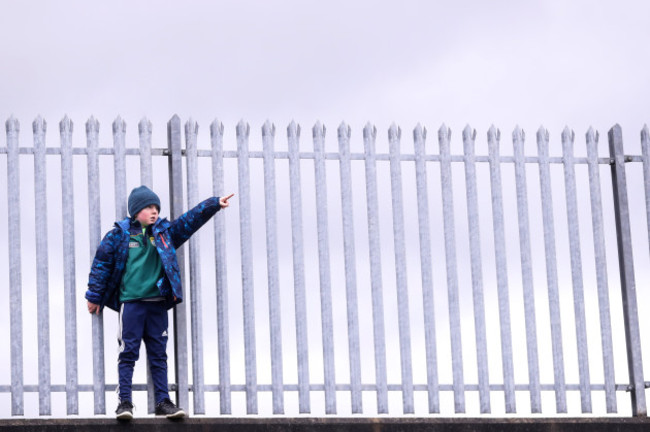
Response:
[159,234,168,249]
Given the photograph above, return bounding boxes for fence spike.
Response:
[312,121,326,138]
[287,121,300,138]
[438,123,450,141]
[488,124,501,142]
[236,120,250,138]
[210,119,224,137]
[562,127,574,153]
[462,124,474,140]
[464,124,476,141]
[363,122,377,139]
[185,118,199,135]
[414,123,426,141]
[562,127,575,156]
[6,116,19,133]
[86,117,99,134]
[536,126,549,142]
[641,124,649,139]
[338,122,351,139]
[60,116,73,133]
[138,117,152,135]
[389,123,401,140]
[586,127,599,144]
[463,126,476,153]
[562,126,575,143]
[262,120,275,137]
[112,116,125,134]
[513,125,525,142]
[33,116,47,133]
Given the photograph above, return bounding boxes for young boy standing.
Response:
[85,185,234,420]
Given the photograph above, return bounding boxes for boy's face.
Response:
[136,204,159,227]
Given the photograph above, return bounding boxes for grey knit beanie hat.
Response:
[128,185,161,218]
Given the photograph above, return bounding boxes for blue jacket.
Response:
[86,197,221,311]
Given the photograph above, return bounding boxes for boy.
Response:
[85,185,234,420]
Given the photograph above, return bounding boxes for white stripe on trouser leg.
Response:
[116,303,125,397]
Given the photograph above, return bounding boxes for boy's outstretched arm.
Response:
[168,194,235,247]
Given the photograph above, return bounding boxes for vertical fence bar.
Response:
[86,116,106,415]
[33,117,51,416]
[363,123,388,414]
[413,124,439,413]
[536,126,567,413]
[388,124,414,414]
[585,127,617,413]
[642,124,650,411]
[487,126,516,413]
[138,117,156,413]
[237,120,258,414]
[643,125,650,267]
[210,119,232,414]
[60,116,79,414]
[139,118,153,189]
[438,124,465,413]
[288,121,311,413]
[337,123,362,414]
[112,116,130,412]
[642,126,650,411]
[185,119,206,414]
[6,117,23,416]
[167,114,190,410]
[113,117,127,219]
[561,127,592,413]
[608,124,646,416]
[462,125,490,413]
[513,127,541,412]
[313,122,337,414]
[262,121,285,414]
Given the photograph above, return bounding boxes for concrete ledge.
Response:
[1,417,650,432]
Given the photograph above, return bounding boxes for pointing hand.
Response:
[220,193,235,208]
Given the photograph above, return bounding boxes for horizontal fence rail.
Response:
[1,116,650,418]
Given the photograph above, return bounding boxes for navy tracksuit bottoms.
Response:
[118,301,169,404]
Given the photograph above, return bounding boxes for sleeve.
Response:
[85,228,118,305]
[168,197,221,248]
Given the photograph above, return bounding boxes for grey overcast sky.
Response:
[2,0,650,418]
[1,0,649,136]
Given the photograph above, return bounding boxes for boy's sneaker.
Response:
[155,398,186,419]
[115,400,134,420]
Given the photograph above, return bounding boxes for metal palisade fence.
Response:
[1,115,650,417]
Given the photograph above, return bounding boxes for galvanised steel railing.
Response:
[1,115,649,417]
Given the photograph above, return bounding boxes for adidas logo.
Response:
[162,330,168,337]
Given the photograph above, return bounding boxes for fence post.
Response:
[6,116,23,416]
[389,123,414,414]
[608,124,646,417]
[33,117,51,416]
[263,120,285,414]
[167,114,190,411]
[237,120,259,415]
[337,122,362,414]
[185,118,206,415]
[86,116,106,415]
[60,116,79,415]
[211,119,232,414]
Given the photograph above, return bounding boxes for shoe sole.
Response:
[116,412,133,420]
[155,410,186,419]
